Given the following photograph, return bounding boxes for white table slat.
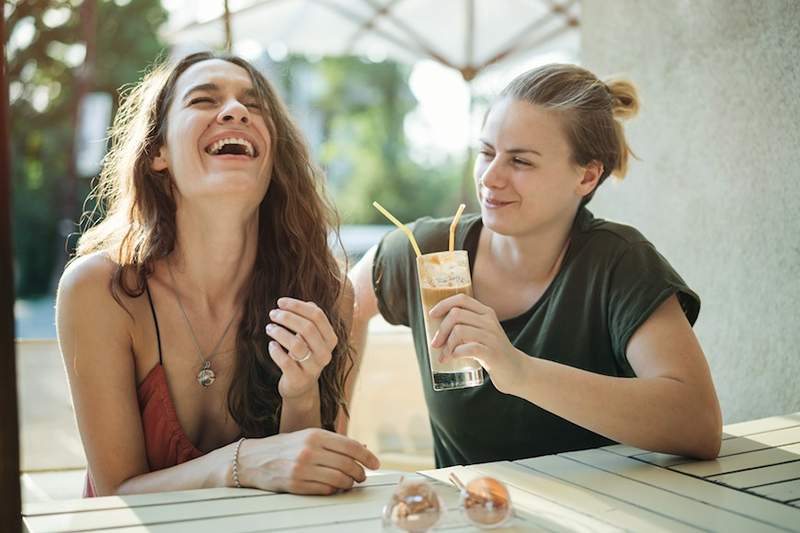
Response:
[471,461,702,532]
[635,426,800,469]
[421,464,626,533]
[670,443,800,477]
[72,504,397,533]
[561,448,800,531]
[723,413,800,438]
[23,483,407,533]
[749,478,800,502]
[22,488,267,517]
[718,426,800,457]
[274,520,400,533]
[416,464,467,484]
[517,454,788,532]
[709,461,800,489]
[601,443,650,457]
[631,452,688,468]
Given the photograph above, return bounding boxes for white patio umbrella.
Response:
[166,0,579,82]
[164,0,580,201]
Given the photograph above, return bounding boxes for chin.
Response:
[205,171,268,194]
[480,208,522,236]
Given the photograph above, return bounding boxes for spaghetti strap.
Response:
[145,283,164,365]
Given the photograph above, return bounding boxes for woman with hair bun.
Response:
[351,64,721,467]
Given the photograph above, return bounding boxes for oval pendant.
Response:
[197,361,216,387]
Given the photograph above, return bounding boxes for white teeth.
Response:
[206,137,255,157]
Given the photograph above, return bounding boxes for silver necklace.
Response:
[167,261,237,388]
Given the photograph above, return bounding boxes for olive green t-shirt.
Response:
[372,208,700,467]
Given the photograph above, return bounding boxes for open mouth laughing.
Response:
[204,136,259,158]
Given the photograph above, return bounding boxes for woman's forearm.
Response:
[507,353,721,459]
[280,386,322,433]
[112,443,234,496]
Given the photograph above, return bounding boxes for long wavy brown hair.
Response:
[77,52,350,435]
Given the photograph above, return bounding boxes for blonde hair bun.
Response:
[604,78,640,120]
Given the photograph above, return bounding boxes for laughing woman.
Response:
[350,64,722,467]
[57,52,379,496]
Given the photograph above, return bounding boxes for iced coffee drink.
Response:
[417,251,485,391]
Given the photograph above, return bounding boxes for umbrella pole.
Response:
[223,0,233,53]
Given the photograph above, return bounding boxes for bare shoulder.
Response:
[59,251,117,296]
[56,252,133,349]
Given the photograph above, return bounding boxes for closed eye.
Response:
[512,157,533,167]
[189,97,215,105]
[479,150,495,159]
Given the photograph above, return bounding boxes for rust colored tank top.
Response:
[84,284,205,496]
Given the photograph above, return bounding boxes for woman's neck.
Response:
[167,204,259,315]
[484,208,577,286]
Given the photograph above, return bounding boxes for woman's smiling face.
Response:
[152,59,273,205]
[474,97,593,237]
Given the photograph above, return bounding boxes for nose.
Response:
[477,156,507,190]
[217,98,249,125]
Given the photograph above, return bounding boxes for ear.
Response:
[151,146,168,172]
[576,160,604,198]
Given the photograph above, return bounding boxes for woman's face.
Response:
[474,97,597,237]
[152,59,272,206]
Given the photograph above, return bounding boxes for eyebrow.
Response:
[479,140,542,157]
[183,83,259,101]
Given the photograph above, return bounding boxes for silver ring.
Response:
[292,350,312,363]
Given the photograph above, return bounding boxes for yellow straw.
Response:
[449,203,466,252]
[372,201,422,257]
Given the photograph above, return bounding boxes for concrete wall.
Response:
[581,0,800,423]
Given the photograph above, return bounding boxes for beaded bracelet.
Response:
[232,437,246,488]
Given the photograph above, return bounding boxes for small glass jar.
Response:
[382,479,445,532]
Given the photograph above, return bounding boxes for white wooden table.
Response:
[23,412,800,532]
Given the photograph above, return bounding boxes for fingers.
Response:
[288,432,379,495]
[430,306,485,348]
[293,463,357,491]
[266,322,326,369]
[312,448,367,483]
[441,324,484,362]
[267,341,305,376]
[451,342,487,363]
[307,429,381,471]
[285,479,341,495]
[428,293,487,319]
[277,298,338,348]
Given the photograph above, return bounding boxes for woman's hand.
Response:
[239,428,380,495]
[429,293,525,393]
[266,298,338,400]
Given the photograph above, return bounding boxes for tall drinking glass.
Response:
[417,251,485,391]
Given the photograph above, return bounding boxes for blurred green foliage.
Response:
[8,0,168,297]
[299,57,464,225]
